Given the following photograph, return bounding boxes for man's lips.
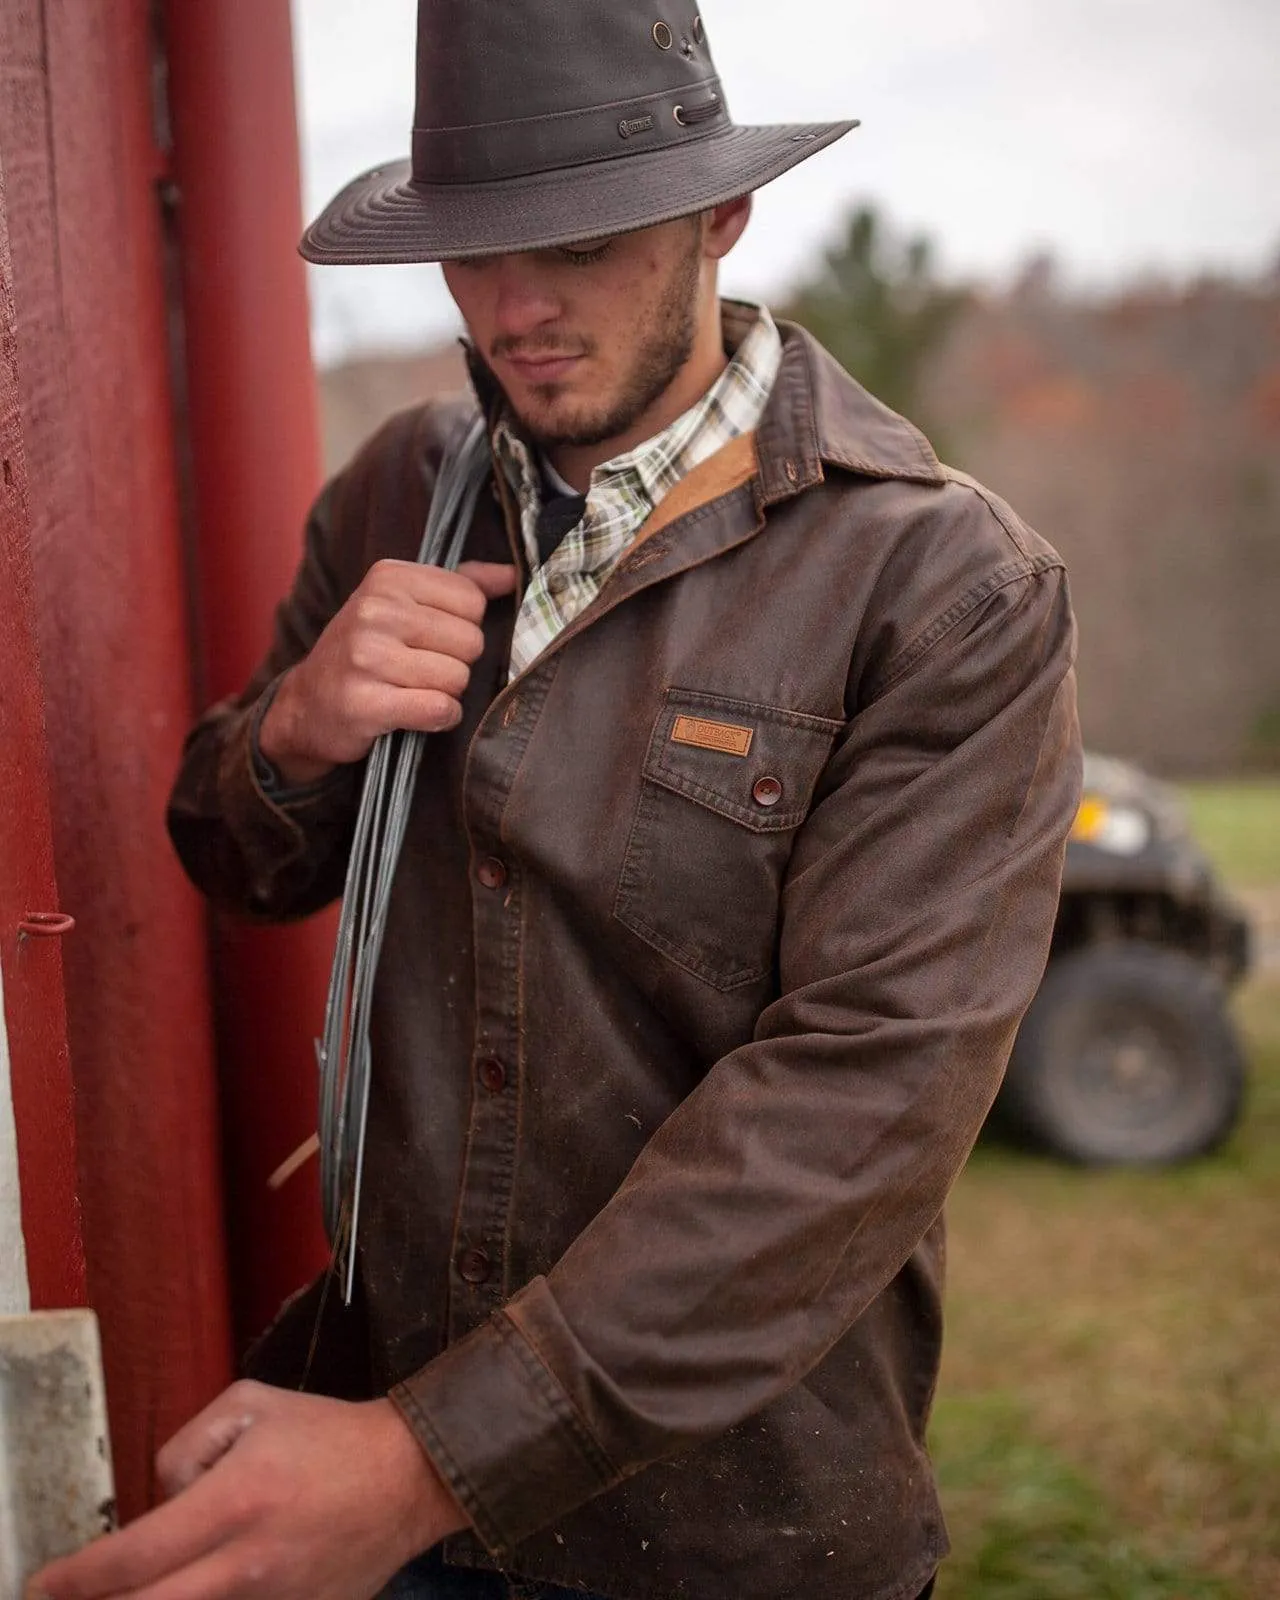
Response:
[502,352,585,384]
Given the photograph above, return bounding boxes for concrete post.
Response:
[0,1312,115,1593]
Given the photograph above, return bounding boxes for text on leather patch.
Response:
[671,716,755,758]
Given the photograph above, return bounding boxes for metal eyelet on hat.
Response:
[693,15,706,43]
[653,20,673,48]
[673,93,721,127]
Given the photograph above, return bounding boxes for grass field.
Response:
[1183,782,1280,886]
[932,781,1280,1600]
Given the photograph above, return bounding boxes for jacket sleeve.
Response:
[390,539,1083,1561]
[166,406,442,921]
[166,471,364,920]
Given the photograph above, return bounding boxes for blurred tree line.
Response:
[780,205,968,432]
[779,207,1280,776]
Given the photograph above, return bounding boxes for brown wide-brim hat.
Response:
[301,0,858,266]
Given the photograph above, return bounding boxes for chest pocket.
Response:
[614,689,843,991]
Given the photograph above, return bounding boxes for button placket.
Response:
[477,1056,507,1094]
[477,855,508,890]
[456,1247,491,1285]
[447,670,553,1341]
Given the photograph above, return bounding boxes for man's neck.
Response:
[546,307,730,492]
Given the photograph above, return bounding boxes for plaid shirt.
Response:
[494,303,782,680]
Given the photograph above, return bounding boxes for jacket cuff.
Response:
[389,1293,619,1563]
[247,677,353,806]
[218,687,359,911]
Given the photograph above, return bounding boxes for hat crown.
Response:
[411,0,729,186]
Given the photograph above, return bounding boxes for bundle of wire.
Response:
[317,415,493,1303]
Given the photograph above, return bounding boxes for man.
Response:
[30,3,1080,1599]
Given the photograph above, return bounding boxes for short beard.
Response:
[485,224,703,450]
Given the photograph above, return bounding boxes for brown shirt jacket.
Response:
[168,308,1082,1600]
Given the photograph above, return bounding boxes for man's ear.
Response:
[703,195,753,261]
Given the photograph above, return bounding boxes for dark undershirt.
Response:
[533,489,588,567]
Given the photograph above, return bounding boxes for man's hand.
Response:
[260,559,518,786]
[25,1382,468,1600]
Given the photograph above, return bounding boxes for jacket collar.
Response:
[464,299,946,503]
[728,301,946,505]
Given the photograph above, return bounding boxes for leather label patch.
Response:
[671,715,754,758]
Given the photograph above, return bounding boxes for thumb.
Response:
[457,560,519,599]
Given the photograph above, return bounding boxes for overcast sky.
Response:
[291,0,1280,365]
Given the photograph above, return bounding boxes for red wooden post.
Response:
[0,149,86,1316]
[160,0,334,1345]
[0,0,233,1518]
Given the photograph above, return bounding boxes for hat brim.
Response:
[299,120,858,266]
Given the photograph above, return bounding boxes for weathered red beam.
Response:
[160,0,334,1345]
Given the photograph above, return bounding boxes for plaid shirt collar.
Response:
[492,301,782,679]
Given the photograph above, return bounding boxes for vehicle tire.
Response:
[999,942,1247,1165]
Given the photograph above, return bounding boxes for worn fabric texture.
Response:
[168,306,1082,1600]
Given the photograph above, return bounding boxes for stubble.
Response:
[485,226,704,451]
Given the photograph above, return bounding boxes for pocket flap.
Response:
[644,689,842,833]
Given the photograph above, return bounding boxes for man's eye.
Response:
[559,241,613,266]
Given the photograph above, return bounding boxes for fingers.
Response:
[342,598,484,677]
[377,685,469,736]
[385,649,473,702]
[269,557,517,774]
[26,1472,234,1600]
[391,608,487,667]
[27,1394,440,1600]
[457,560,519,599]
[368,560,516,621]
[348,638,472,700]
[97,1546,267,1600]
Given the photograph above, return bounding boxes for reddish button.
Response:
[477,857,508,890]
[457,1248,491,1285]
[752,776,784,808]
[477,1057,507,1094]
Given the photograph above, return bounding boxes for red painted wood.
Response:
[0,0,233,1518]
[0,149,87,1315]
[161,0,334,1345]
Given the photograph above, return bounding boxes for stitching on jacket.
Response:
[658,686,844,734]
[614,693,837,987]
[500,1306,622,1485]
[763,352,821,497]
[620,903,769,990]
[642,769,807,832]
[819,398,942,481]
[792,350,822,477]
[390,1382,499,1554]
[941,467,1033,559]
[783,644,1075,912]
[875,556,1062,695]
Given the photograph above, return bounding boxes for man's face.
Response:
[442,217,707,451]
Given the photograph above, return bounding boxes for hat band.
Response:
[411,78,728,186]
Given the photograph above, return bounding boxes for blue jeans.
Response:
[382,1546,612,1600]
[383,1547,937,1600]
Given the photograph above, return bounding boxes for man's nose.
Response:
[490,257,562,340]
